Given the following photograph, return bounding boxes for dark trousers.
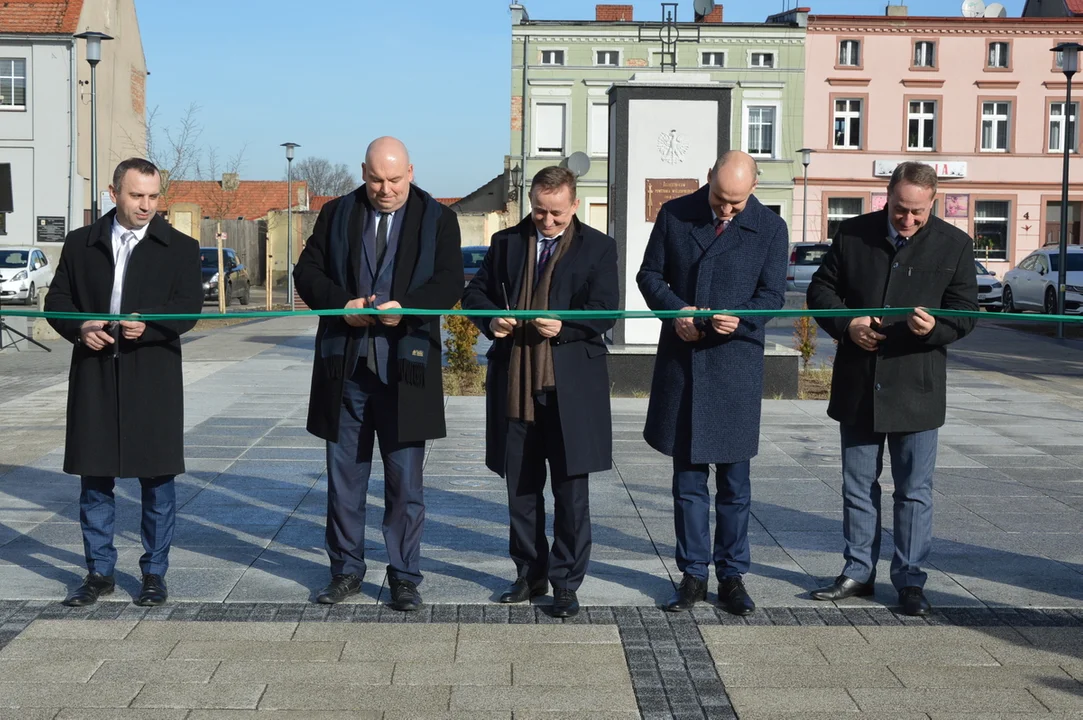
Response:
[672,458,752,582]
[79,475,176,577]
[505,393,591,591]
[326,364,425,584]
[840,423,938,591]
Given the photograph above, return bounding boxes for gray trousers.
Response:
[840,424,938,591]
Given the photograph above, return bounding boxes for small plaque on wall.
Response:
[645,178,700,223]
[36,216,66,243]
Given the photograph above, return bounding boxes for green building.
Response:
[509,2,808,235]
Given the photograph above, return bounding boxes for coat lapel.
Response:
[391,188,423,297]
[347,190,367,295]
[548,218,582,304]
[505,218,532,309]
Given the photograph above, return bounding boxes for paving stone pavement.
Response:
[3,315,1083,718]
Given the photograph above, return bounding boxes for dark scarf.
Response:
[507,223,574,424]
[319,187,441,386]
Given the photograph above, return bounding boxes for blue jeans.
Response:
[672,458,752,581]
[79,475,176,577]
[840,424,938,591]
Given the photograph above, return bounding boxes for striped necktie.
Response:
[715,218,730,237]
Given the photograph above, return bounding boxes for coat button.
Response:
[893,262,899,269]
[875,383,882,391]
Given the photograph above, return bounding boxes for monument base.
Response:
[607,343,801,399]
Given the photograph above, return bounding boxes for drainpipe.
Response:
[520,30,529,211]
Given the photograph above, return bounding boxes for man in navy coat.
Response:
[637,151,788,615]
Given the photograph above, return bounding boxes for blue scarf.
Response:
[320,187,441,387]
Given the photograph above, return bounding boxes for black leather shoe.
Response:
[550,588,579,618]
[135,574,168,607]
[63,572,115,607]
[499,577,548,604]
[664,574,707,612]
[718,577,756,616]
[899,586,931,617]
[811,574,875,601]
[389,579,422,612]
[316,573,362,605]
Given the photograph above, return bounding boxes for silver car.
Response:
[975,260,1002,311]
[786,242,830,292]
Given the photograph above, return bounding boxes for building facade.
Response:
[510,3,807,234]
[0,0,147,252]
[798,9,1083,271]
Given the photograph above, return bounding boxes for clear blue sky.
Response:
[135,0,1026,197]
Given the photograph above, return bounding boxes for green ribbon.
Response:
[3,307,1082,323]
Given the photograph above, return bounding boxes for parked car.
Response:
[462,245,489,287]
[0,247,54,306]
[974,260,1003,311]
[786,242,830,291]
[1001,246,1083,315]
[199,247,251,306]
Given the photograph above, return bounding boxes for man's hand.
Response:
[490,317,518,338]
[847,316,886,352]
[908,307,936,337]
[119,318,145,340]
[710,314,740,336]
[344,295,376,328]
[674,306,704,343]
[533,317,562,339]
[80,321,115,351]
[376,300,402,327]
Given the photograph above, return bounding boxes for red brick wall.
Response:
[698,6,723,22]
[596,4,633,21]
[511,96,523,132]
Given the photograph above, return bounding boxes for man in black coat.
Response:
[462,167,619,618]
[45,158,202,607]
[806,161,978,616]
[294,137,463,611]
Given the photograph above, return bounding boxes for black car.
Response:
[199,248,251,305]
[462,245,489,286]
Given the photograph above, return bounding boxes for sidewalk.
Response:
[2,315,1083,717]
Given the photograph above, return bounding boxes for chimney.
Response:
[766,7,809,27]
[885,4,908,15]
[695,5,724,22]
[596,4,633,21]
[510,3,529,24]
[222,173,239,192]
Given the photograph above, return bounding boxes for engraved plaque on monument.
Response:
[645,178,700,223]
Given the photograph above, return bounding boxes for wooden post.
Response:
[216,222,226,314]
[265,222,273,310]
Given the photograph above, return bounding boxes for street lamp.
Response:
[798,148,815,245]
[1052,42,1081,339]
[74,31,113,223]
[281,142,300,311]
[508,163,522,202]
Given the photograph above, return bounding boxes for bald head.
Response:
[362,136,414,212]
[707,150,758,221]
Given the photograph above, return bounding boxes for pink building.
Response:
[797,9,1083,271]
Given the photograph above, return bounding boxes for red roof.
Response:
[436,197,461,206]
[163,180,308,221]
[310,195,336,213]
[0,0,84,34]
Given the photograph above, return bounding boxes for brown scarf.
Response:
[507,224,574,424]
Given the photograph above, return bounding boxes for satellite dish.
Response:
[565,152,591,178]
[961,0,986,16]
[984,2,1007,17]
[694,0,715,17]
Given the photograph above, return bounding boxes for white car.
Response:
[975,260,1003,311]
[1001,246,1083,315]
[0,247,54,306]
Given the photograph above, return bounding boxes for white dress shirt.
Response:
[534,227,562,262]
[109,219,149,316]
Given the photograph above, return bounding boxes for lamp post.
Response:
[281,142,300,311]
[74,31,113,223]
[798,148,815,245]
[1053,42,1081,339]
[507,163,522,204]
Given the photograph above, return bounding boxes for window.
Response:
[833,98,863,149]
[988,42,1009,69]
[0,58,27,110]
[974,200,1010,261]
[1044,201,1082,246]
[596,50,619,66]
[763,203,782,215]
[701,51,725,67]
[1050,102,1078,154]
[589,102,608,156]
[913,41,935,68]
[534,103,566,155]
[981,101,1011,152]
[750,52,775,68]
[827,197,864,239]
[839,40,860,67]
[540,49,565,66]
[746,106,777,158]
[907,100,937,151]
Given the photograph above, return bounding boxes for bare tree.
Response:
[197,144,249,221]
[291,157,358,197]
[145,102,204,200]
